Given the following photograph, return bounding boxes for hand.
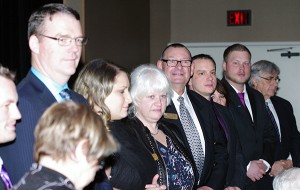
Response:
[224,186,241,190]
[281,160,293,169]
[269,160,293,177]
[197,186,213,190]
[247,160,266,182]
[145,174,167,190]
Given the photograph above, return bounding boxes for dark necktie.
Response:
[265,102,281,142]
[178,96,205,177]
[237,92,246,107]
[0,165,12,190]
[237,92,253,122]
[212,106,229,140]
[59,88,71,101]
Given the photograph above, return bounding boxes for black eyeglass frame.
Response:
[161,59,192,67]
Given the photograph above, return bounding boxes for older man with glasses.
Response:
[157,43,228,190]
[0,3,88,183]
[249,59,300,189]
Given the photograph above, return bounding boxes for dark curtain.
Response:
[0,0,62,83]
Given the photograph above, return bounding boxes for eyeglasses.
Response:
[161,59,191,67]
[258,76,281,82]
[39,34,88,46]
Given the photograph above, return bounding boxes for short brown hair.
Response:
[34,101,118,162]
[0,64,15,81]
[223,43,251,63]
[28,3,80,39]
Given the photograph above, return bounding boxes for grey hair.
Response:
[249,60,280,87]
[129,64,173,116]
[273,167,300,190]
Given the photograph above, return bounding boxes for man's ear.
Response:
[29,35,40,54]
[190,62,194,76]
[157,60,163,69]
[222,61,226,71]
[252,78,258,88]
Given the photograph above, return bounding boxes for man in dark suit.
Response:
[0,4,88,183]
[222,44,276,190]
[188,54,246,190]
[249,60,300,188]
[157,43,228,190]
[0,65,22,190]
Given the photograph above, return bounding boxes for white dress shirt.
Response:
[171,88,206,154]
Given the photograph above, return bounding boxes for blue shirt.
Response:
[31,67,69,102]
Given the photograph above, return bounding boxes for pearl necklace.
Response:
[151,125,159,136]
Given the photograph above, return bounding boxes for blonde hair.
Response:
[34,101,118,162]
[129,64,172,116]
[74,58,127,128]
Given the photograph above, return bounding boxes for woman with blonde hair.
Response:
[74,58,132,128]
[109,64,196,190]
[74,58,132,190]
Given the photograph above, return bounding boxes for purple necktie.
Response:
[1,165,12,190]
[213,107,229,140]
[237,92,246,107]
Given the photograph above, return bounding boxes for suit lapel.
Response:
[246,86,257,124]
[187,90,210,141]
[222,78,253,124]
[165,101,185,135]
[27,71,57,110]
[164,100,194,166]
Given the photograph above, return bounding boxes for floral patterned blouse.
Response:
[156,136,194,190]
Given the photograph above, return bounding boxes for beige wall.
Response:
[169,0,300,43]
[84,0,150,71]
[149,0,300,62]
[69,1,300,69]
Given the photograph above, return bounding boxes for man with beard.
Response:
[222,44,276,190]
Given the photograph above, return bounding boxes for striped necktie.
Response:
[265,102,281,142]
[178,96,205,177]
[0,165,12,190]
[59,89,71,101]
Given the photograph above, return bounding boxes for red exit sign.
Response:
[227,10,251,26]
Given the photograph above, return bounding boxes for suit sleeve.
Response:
[261,101,276,165]
[285,101,300,167]
[230,137,246,189]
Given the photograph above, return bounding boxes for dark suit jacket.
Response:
[0,177,6,190]
[271,96,300,166]
[212,102,246,189]
[162,89,228,189]
[0,71,88,183]
[222,78,276,189]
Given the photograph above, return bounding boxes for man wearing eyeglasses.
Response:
[248,60,300,189]
[157,43,228,190]
[0,3,88,183]
[222,44,277,190]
